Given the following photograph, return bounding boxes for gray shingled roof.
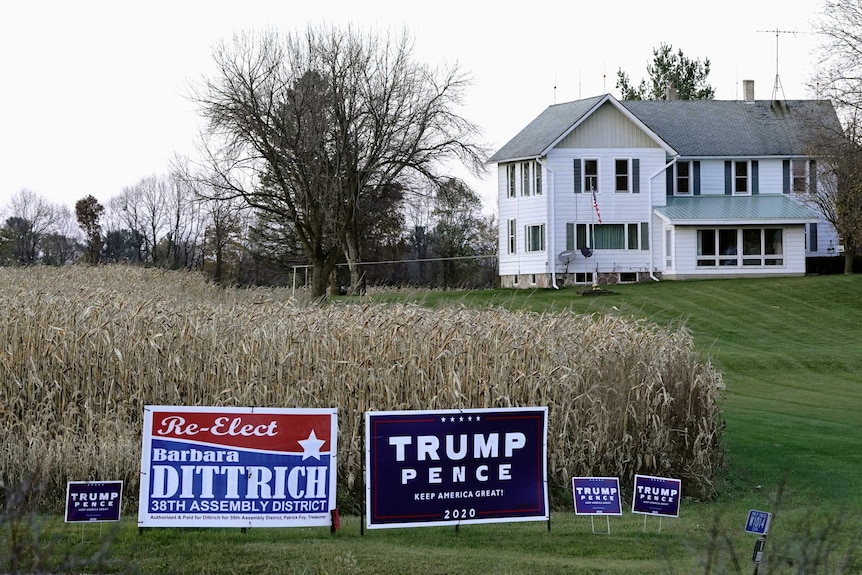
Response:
[488,95,842,163]
[487,95,605,163]
[622,99,840,156]
[655,195,819,224]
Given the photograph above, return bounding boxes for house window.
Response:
[534,162,543,195]
[576,223,646,250]
[676,161,691,195]
[521,161,531,196]
[525,224,545,252]
[594,224,625,249]
[698,228,783,267]
[734,161,749,194]
[627,223,639,250]
[507,219,517,254]
[584,159,598,193]
[615,159,630,192]
[792,159,807,193]
[506,164,516,198]
[576,223,589,249]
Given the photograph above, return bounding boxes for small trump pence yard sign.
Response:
[572,477,622,516]
[365,407,548,529]
[65,481,123,522]
[631,474,682,517]
[138,406,337,528]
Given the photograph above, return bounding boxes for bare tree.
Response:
[807,0,862,271]
[1,189,62,265]
[191,25,488,298]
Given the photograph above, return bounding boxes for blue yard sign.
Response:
[631,474,682,517]
[65,481,123,522]
[365,407,548,529]
[572,477,622,516]
[745,509,772,535]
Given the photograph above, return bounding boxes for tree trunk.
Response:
[845,249,855,274]
[310,259,337,300]
[344,229,366,295]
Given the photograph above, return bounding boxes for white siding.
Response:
[497,162,550,277]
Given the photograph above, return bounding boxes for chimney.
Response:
[743,80,755,102]
[665,84,678,100]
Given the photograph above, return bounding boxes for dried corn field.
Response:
[0,266,724,512]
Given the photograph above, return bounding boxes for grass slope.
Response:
[370,276,862,508]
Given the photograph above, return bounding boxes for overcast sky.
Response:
[0,0,826,215]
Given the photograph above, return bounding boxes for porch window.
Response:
[698,228,784,267]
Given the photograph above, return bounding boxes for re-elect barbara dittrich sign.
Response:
[365,407,548,529]
[138,406,337,528]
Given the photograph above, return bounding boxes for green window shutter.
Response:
[725,161,732,195]
[566,223,574,250]
[810,223,818,252]
[783,159,791,193]
[573,159,582,193]
[666,166,673,196]
[693,161,701,195]
[633,159,640,193]
[640,222,649,250]
[752,160,759,194]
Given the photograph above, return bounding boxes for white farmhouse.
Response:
[489,82,842,287]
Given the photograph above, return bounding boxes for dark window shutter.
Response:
[666,165,673,196]
[809,160,817,194]
[693,161,701,195]
[783,159,791,193]
[573,159,582,193]
[752,160,759,194]
[725,161,732,195]
[633,159,640,193]
[810,223,818,252]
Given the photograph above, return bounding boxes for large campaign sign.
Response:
[631,474,681,517]
[138,406,337,528]
[65,481,123,522]
[572,477,622,516]
[365,407,548,529]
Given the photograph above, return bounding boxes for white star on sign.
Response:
[298,430,326,460]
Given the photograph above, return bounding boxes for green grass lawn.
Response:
[5,275,861,574]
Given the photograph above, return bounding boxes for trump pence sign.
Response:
[631,474,681,517]
[138,406,337,528]
[365,407,548,529]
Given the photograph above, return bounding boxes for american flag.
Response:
[591,189,602,224]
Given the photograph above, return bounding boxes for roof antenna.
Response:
[554,73,557,104]
[757,28,795,104]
